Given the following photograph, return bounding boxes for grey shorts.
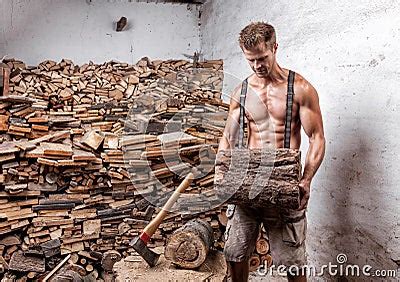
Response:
[223,204,307,267]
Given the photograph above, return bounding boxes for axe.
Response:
[130,170,195,267]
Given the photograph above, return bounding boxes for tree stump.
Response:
[214,148,301,209]
[164,219,213,269]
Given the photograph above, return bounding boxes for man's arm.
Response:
[217,86,242,152]
[298,80,326,210]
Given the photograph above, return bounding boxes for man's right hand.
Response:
[298,179,311,210]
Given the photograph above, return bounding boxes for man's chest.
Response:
[244,84,298,125]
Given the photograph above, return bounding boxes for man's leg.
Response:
[229,261,250,282]
[262,208,308,282]
[224,205,259,282]
[287,272,307,282]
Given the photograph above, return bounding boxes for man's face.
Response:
[243,42,277,78]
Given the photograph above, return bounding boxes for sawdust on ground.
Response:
[114,248,227,282]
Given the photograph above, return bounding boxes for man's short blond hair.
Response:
[239,22,276,50]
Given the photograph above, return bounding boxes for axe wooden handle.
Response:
[140,171,195,243]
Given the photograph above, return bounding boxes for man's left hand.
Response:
[298,179,311,210]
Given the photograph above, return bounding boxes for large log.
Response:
[164,219,213,269]
[214,148,301,209]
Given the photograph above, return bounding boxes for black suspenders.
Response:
[237,78,248,149]
[237,70,295,149]
[284,70,295,149]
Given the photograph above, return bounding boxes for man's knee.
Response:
[228,260,248,268]
[228,260,249,274]
[223,246,249,263]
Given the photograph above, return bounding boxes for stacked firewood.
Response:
[0,57,229,280]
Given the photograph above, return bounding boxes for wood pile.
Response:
[0,57,229,279]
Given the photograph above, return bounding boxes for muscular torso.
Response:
[243,70,301,149]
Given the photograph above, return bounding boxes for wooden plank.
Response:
[0,153,15,163]
[2,67,10,96]
[83,219,101,237]
[32,218,73,227]
[120,134,157,146]
[41,142,73,157]
[0,115,8,131]
[72,149,97,161]
[0,95,38,104]
[81,129,104,150]
[62,234,99,244]
[0,189,41,198]
[28,182,57,192]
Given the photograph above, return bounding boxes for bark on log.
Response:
[164,219,213,269]
[40,238,61,258]
[214,148,301,209]
[8,251,45,273]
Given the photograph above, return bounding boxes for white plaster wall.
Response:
[0,0,201,65]
[201,0,400,274]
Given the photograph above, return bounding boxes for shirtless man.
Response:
[217,22,326,282]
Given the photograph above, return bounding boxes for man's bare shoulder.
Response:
[293,72,319,105]
[229,84,243,107]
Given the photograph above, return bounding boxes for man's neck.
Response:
[252,64,286,86]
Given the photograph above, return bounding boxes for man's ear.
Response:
[273,43,278,53]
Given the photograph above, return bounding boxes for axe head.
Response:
[130,236,160,267]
